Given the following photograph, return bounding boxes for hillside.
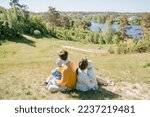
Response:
[0,35,150,99]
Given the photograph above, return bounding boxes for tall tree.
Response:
[119,16,128,41]
[45,6,60,26]
[9,0,19,7]
[44,6,70,28]
[141,13,150,37]
[9,0,28,10]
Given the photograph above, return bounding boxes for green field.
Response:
[0,35,150,100]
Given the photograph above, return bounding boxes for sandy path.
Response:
[104,82,150,99]
[62,45,108,54]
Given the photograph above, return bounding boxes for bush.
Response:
[103,33,113,44]
[133,41,150,53]
[116,43,130,54]
[0,7,23,38]
[131,33,150,53]
[143,63,150,68]
[108,46,115,54]
[116,35,150,54]
[112,34,121,44]
[33,30,41,37]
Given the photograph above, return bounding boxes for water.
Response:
[90,22,143,39]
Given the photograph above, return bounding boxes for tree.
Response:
[9,0,19,7]
[45,6,60,27]
[141,13,150,37]
[119,16,129,41]
[73,20,91,29]
[59,16,70,28]
[0,6,22,38]
[44,6,70,28]
[9,0,28,10]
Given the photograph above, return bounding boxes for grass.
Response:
[0,35,150,100]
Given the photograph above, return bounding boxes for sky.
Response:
[0,0,150,13]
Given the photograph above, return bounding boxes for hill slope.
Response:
[0,35,150,99]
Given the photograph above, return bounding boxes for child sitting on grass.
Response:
[76,58,99,91]
[76,58,115,92]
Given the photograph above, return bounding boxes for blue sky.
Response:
[0,0,150,12]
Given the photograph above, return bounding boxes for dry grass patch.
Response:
[0,35,150,100]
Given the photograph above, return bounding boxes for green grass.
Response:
[0,35,150,100]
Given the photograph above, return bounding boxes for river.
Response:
[90,22,143,39]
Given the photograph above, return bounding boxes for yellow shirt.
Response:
[55,61,77,89]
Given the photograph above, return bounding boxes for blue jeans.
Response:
[51,68,62,80]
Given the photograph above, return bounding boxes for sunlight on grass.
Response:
[0,36,150,99]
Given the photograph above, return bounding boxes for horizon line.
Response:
[1,5,150,14]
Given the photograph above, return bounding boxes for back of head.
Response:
[58,50,68,61]
[76,58,88,75]
[78,58,88,70]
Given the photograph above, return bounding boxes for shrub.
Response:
[108,46,115,54]
[133,41,150,53]
[33,30,41,37]
[93,33,100,44]
[116,43,130,54]
[116,30,150,54]
[98,34,105,44]
[103,33,113,44]
[143,63,150,68]
[112,34,121,44]
[132,33,150,53]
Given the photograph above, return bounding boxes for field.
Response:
[0,35,150,100]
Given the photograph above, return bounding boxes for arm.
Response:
[55,68,67,86]
[79,73,93,89]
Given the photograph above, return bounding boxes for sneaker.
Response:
[44,82,48,86]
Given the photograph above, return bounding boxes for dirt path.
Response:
[62,46,108,54]
[104,82,150,99]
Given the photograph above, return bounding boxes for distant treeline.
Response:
[61,11,143,25]
[0,0,150,53]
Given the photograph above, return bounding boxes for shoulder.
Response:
[67,61,75,66]
[61,61,75,72]
[77,68,82,74]
[65,61,76,69]
[77,69,87,78]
